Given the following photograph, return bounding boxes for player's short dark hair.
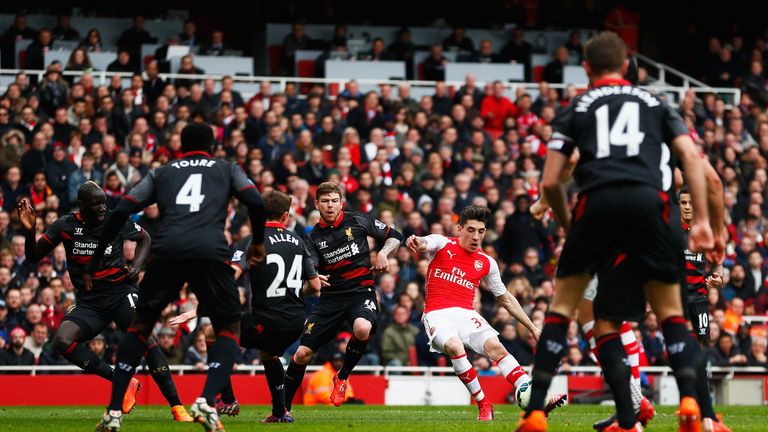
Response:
[77,181,102,203]
[316,182,344,200]
[263,190,292,221]
[459,205,490,226]
[584,31,626,75]
[679,185,690,197]
[181,123,213,153]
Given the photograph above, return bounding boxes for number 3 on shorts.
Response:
[471,317,482,328]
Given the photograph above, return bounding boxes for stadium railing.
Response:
[0,68,742,109]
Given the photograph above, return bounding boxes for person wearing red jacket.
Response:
[480,81,517,139]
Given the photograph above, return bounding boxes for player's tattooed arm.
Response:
[372,237,401,273]
[16,199,56,262]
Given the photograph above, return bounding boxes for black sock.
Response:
[527,313,569,413]
[108,331,148,412]
[695,346,717,420]
[201,333,240,406]
[283,357,308,412]
[219,378,236,404]
[660,316,699,399]
[263,357,287,417]
[596,333,636,429]
[62,341,114,380]
[338,336,367,380]
[145,343,182,406]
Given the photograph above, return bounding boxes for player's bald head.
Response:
[77,180,104,204]
[181,123,214,154]
[584,31,627,75]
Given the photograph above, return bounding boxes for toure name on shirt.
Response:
[575,86,660,112]
[323,242,361,264]
[432,267,475,289]
[268,233,299,246]
[170,159,217,169]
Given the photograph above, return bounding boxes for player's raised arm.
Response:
[16,198,57,262]
[485,258,540,340]
[406,234,449,254]
[231,163,267,265]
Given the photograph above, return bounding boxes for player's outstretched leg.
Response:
[96,314,156,431]
[483,338,566,414]
[331,318,373,407]
[193,320,240,432]
[260,353,293,423]
[55,321,115,381]
[144,338,193,422]
[284,347,312,414]
[644,281,702,432]
[443,338,492,421]
[593,322,638,430]
[516,274,590,432]
[216,378,240,417]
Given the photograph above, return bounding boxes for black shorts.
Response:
[593,256,647,322]
[300,291,379,352]
[557,184,684,285]
[688,301,710,342]
[137,258,240,326]
[240,312,304,357]
[63,285,138,338]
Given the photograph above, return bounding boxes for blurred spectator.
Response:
[362,37,393,61]
[303,352,355,405]
[423,44,449,81]
[179,20,201,47]
[157,326,183,365]
[542,46,569,84]
[747,336,768,367]
[52,15,79,41]
[388,28,415,77]
[0,327,35,365]
[175,55,205,89]
[107,50,136,73]
[23,322,48,359]
[24,28,53,71]
[472,39,499,64]
[282,21,311,76]
[80,29,103,52]
[564,31,583,61]
[183,331,209,371]
[711,333,748,366]
[380,305,419,366]
[117,16,155,70]
[723,297,745,335]
[501,28,532,80]
[443,27,475,54]
[500,195,549,264]
[201,30,226,56]
[1,14,38,68]
[481,81,517,139]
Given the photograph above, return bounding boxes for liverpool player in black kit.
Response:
[283,182,403,414]
[87,123,266,432]
[170,190,326,423]
[516,32,714,432]
[16,184,192,423]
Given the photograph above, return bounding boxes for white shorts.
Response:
[422,307,499,355]
[583,276,598,302]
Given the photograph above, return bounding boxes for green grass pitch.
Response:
[1,405,764,431]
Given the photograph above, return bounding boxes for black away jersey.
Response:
[547,78,689,193]
[682,225,708,302]
[231,224,317,323]
[43,211,144,297]
[125,152,256,261]
[306,211,398,296]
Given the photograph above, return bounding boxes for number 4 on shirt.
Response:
[176,173,206,212]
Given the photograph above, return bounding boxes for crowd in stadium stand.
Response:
[0,15,767,383]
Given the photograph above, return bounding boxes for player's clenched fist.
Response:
[371,252,389,273]
[247,242,266,266]
[406,235,426,253]
[688,222,714,252]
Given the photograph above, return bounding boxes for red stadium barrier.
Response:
[0,374,387,406]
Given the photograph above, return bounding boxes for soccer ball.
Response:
[516,381,532,409]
